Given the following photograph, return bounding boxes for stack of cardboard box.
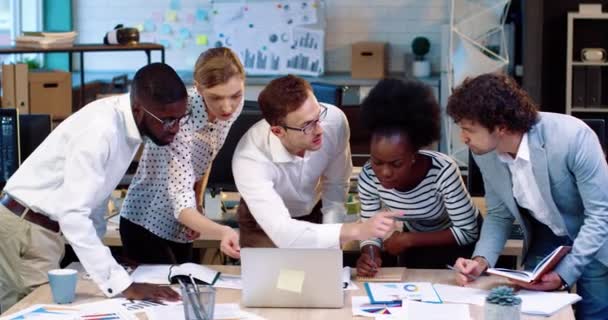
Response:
[1,64,72,120]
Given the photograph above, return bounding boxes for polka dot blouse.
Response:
[120,87,243,243]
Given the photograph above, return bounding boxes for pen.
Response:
[368,246,376,272]
[446,264,479,281]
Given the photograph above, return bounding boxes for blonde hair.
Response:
[193,47,245,88]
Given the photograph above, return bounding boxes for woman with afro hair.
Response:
[356,79,481,277]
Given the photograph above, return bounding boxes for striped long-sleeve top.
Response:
[358,150,480,248]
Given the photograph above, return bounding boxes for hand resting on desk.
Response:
[123,282,180,302]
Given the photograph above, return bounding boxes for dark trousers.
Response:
[237,200,322,248]
[119,217,193,264]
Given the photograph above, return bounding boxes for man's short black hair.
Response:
[361,78,440,151]
[130,63,187,109]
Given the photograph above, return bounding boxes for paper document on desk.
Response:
[146,303,265,320]
[351,296,403,318]
[433,284,487,306]
[518,290,581,316]
[214,273,243,289]
[364,282,442,304]
[75,300,135,319]
[405,300,470,320]
[0,304,80,320]
[433,284,580,316]
[0,301,136,320]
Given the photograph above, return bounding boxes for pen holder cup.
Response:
[181,284,216,320]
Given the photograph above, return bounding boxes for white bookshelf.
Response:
[565,5,608,114]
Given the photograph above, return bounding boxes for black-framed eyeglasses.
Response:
[141,106,191,130]
[282,105,327,135]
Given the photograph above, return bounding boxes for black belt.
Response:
[0,194,60,233]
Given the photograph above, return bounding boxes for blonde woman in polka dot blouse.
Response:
[120,48,243,264]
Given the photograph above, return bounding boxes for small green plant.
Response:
[411,37,430,61]
[486,286,522,306]
[17,58,42,70]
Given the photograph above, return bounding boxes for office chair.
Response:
[311,82,343,107]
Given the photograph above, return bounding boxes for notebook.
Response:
[357,268,404,282]
[487,246,571,283]
[131,263,220,285]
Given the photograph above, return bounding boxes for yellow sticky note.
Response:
[276,268,305,293]
[196,34,208,46]
[135,24,144,32]
[166,10,178,22]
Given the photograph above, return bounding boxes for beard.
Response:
[140,122,171,146]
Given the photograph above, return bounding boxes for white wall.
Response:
[73,0,449,73]
[325,0,447,73]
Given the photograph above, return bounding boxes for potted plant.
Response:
[484,286,522,320]
[411,36,431,78]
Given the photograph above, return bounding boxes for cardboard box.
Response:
[29,71,72,120]
[351,42,388,79]
[14,64,29,114]
[2,64,16,108]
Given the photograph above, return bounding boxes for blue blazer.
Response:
[472,112,608,286]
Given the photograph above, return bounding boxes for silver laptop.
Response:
[241,248,344,308]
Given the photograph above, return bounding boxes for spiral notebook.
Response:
[356,268,404,282]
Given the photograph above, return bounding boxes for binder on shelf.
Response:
[586,66,603,108]
[14,63,29,114]
[572,66,586,108]
[2,64,15,108]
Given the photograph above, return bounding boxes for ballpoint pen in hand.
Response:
[446,264,480,281]
[369,246,377,272]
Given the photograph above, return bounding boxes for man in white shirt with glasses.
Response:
[0,63,188,312]
[233,75,399,248]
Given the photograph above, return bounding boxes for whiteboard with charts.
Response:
[210,1,325,76]
[77,0,325,76]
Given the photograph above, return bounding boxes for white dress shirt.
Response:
[121,87,242,242]
[232,103,352,248]
[4,94,142,297]
[497,133,568,236]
